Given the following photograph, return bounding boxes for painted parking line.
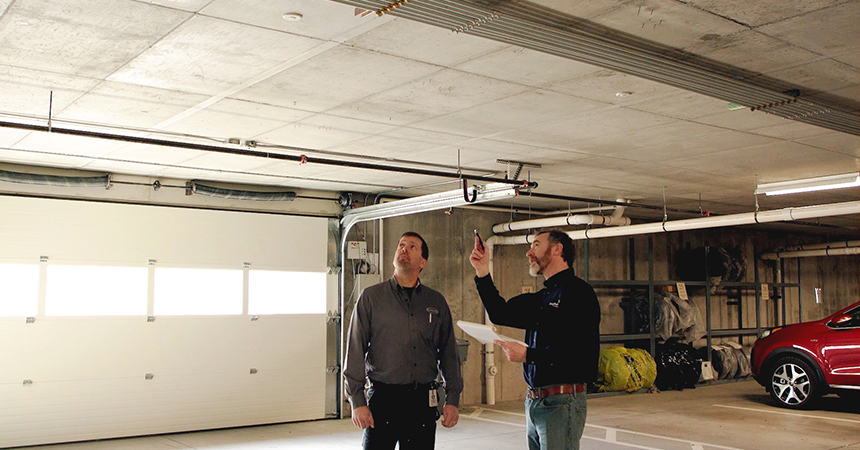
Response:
[465,407,744,450]
[587,423,742,450]
[714,404,860,424]
[606,427,617,442]
[462,414,666,450]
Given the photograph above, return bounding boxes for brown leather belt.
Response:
[527,384,586,400]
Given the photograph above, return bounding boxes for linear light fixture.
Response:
[755,172,860,196]
[332,0,860,136]
[341,181,521,232]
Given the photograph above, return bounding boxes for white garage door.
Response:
[0,195,334,448]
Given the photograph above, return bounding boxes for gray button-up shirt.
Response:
[344,276,463,408]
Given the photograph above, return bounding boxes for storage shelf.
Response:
[599,328,760,343]
[586,237,801,359]
[711,328,759,337]
[600,333,651,342]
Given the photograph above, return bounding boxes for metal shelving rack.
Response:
[581,235,801,362]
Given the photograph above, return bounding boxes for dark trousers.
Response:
[362,382,439,450]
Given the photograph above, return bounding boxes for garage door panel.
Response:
[0,373,324,447]
[0,197,328,269]
[0,195,332,448]
[3,316,326,380]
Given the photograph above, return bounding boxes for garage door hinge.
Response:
[327,311,341,324]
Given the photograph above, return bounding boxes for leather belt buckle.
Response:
[528,384,586,399]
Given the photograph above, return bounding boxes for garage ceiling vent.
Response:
[0,169,110,188]
[335,0,860,137]
[186,181,297,201]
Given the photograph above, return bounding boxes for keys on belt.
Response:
[527,383,586,400]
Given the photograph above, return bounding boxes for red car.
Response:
[751,300,860,409]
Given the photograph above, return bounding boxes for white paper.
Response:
[457,320,525,346]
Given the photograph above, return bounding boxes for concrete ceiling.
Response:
[1,0,859,231]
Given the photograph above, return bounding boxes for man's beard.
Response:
[528,248,552,277]
[528,259,542,277]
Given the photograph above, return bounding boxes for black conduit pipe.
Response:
[0,121,538,189]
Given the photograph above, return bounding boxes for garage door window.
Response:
[0,263,39,316]
[46,265,147,316]
[248,270,326,315]
[154,267,243,315]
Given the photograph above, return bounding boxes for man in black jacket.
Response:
[469,229,600,450]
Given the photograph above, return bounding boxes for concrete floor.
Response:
[12,380,860,450]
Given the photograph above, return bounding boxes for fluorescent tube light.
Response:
[755,172,860,196]
[341,182,520,232]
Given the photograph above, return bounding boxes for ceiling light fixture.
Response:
[341,181,521,232]
[328,0,860,136]
[755,172,860,196]
[615,92,632,97]
[282,12,303,21]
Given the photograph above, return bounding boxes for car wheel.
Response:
[768,356,820,409]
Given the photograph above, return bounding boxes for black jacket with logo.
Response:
[475,268,601,388]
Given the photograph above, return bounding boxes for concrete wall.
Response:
[374,208,860,405]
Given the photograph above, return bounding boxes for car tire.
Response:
[767,356,820,409]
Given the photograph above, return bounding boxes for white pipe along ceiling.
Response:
[761,239,860,260]
[492,199,631,233]
[490,199,860,245]
[761,247,860,260]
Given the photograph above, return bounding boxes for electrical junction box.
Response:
[347,241,367,260]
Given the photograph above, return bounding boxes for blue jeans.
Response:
[525,391,587,450]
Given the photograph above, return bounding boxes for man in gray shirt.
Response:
[344,231,462,450]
